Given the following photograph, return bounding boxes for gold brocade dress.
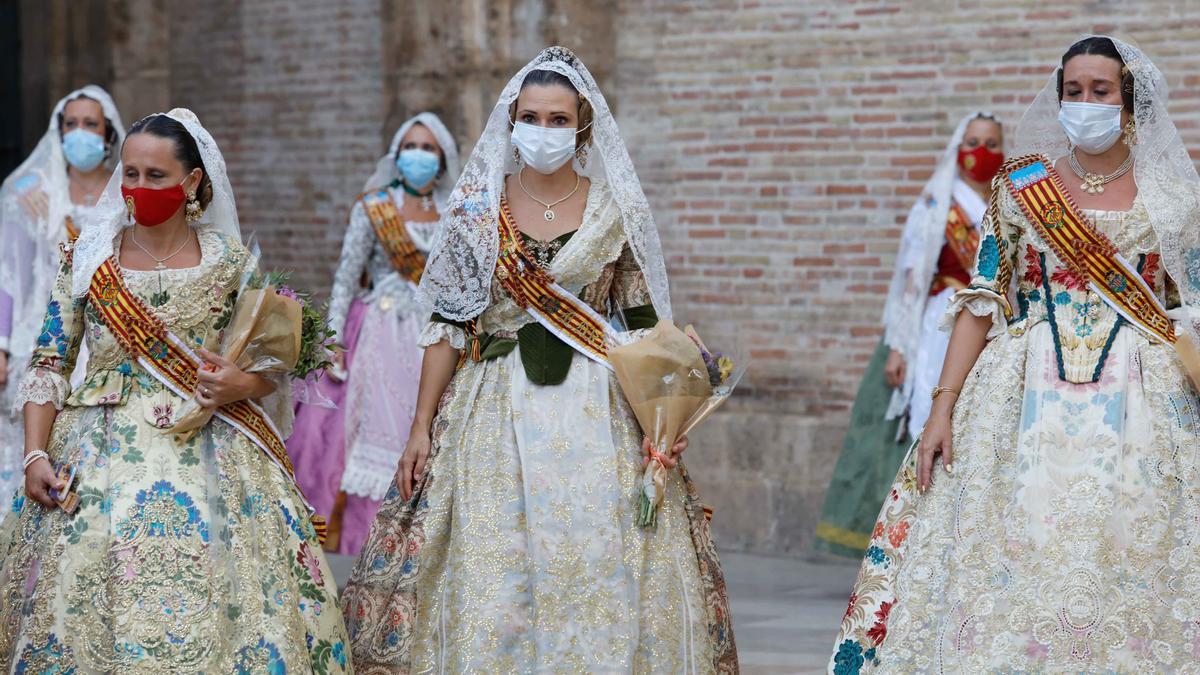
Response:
[832,162,1200,673]
[341,180,736,674]
[0,227,350,674]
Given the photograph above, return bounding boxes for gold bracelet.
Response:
[930,385,959,401]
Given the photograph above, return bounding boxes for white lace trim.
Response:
[340,440,401,500]
[14,367,69,412]
[942,288,1008,340]
[418,321,466,350]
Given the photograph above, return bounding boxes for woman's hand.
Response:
[327,350,348,383]
[194,348,275,408]
[884,349,906,388]
[24,457,63,508]
[642,435,689,469]
[398,424,432,501]
[0,351,8,387]
[917,404,955,493]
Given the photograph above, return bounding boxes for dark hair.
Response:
[57,95,120,160]
[126,114,213,208]
[511,69,594,148]
[392,121,448,180]
[1056,37,1135,113]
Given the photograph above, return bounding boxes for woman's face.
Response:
[61,97,107,139]
[960,118,1003,154]
[121,133,201,193]
[400,123,443,160]
[1061,54,1131,127]
[514,84,580,131]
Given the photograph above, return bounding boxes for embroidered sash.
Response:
[1005,156,1200,385]
[64,216,80,243]
[88,258,327,542]
[486,200,619,369]
[944,202,979,272]
[361,189,426,285]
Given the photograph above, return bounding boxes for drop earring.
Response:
[185,191,202,223]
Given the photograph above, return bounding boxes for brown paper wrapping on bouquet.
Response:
[170,287,303,442]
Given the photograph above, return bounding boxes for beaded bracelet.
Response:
[22,450,49,473]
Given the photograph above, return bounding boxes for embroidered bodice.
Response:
[959,167,1174,384]
[14,227,284,424]
[327,187,440,335]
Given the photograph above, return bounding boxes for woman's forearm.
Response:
[23,402,57,454]
[411,340,460,432]
[929,310,992,417]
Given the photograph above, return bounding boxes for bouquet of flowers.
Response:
[609,320,747,527]
[170,256,337,441]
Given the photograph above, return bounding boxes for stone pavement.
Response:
[328,551,859,674]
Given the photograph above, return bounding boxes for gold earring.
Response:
[185,191,202,223]
[513,144,522,164]
[1122,118,1138,148]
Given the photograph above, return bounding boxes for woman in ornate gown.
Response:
[832,36,1200,672]
[0,86,125,519]
[340,47,737,674]
[0,109,349,673]
[816,112,1004,557]
[287,112,459,555]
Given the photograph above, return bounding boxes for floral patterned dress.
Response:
[340,180,736,674]
[831,157,1200,673]
[0,226,350,674]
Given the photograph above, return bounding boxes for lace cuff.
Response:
[942,288,1008,339]
[418,321,466,350]
[15,367,70,411]
[0,336,8,353]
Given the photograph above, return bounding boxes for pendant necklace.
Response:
[130,226,192,292]
[1068,148,1133,195]
[400,181,434,211]
[518,170,581,222]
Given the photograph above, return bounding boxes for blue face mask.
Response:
[62,129,107,172]
[396,149,440,189]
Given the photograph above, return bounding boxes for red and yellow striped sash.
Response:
[1005,156,1174,345]
[944,202,979,273]
[65,216,80,243]
[362,190,426,285]
[88,258,326,542]
[488,199,617,368]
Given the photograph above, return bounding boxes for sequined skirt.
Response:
[341,349,737,674]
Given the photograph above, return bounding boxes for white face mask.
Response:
[1058,101,1124,154]
[511,121,577,174]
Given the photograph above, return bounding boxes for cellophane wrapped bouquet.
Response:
[609,319,747,527]
[170,248,337,441]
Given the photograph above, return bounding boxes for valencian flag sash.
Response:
[482,198,619,369]
[88,257,327,542]
[1005,155,1200,387]
[361,189,426,285]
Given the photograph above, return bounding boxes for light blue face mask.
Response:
[62,129,107,172]
[396,149,441,189]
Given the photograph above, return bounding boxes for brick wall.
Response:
[18,0,1200,555]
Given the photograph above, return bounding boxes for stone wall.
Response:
[16,0,1200,555]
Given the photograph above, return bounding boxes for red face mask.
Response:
[957,145,1004,183]
[121,183,187,227]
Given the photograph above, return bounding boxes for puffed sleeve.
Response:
[15,246,85,409]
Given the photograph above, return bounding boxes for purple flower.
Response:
[275,285,299,301]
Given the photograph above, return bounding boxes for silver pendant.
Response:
[1082,174,1105,195]
[421,196,433,211]
[544,209,556,222]
[155,261,167,271]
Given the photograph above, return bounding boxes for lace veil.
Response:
[416,46,673,321]
[1014,35,1200,346]
[361,111,461,206]
[73,108,241,298]
[0,85,125,335]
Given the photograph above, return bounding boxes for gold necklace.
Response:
[1068,148,1133,195]
[517,170,581,222]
